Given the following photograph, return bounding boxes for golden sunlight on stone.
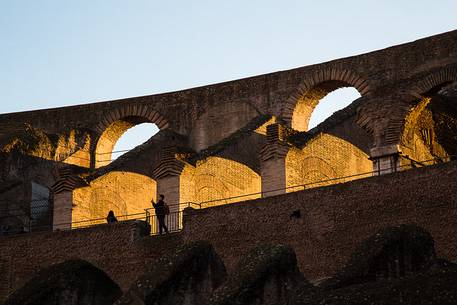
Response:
[286,133,372,191]
[254,116,277,135]
[72,171,156,227]
[292,98,315,131]
[61,133,91,168]
[95,120,135,168]
[180,157,261,208]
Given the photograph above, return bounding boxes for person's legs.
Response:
[158,215,164,234]
[163,216,169,233]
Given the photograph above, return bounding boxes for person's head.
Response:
[108,210,114,217]
[159,194,164,200]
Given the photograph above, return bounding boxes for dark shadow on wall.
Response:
[115,241,227,305]
[4,260,122,305]
[321,224,436,290]
[209,244,311,305]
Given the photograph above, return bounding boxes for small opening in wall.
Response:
[308,87,361,130]
[112,123,159,160]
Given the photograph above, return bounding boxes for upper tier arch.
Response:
[280,68,372,131]
[91,105,168,168]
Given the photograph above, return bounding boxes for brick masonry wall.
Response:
[182,161,457,282]
[1,161,457,302]
[0,30,456,138]
[0,221,182,303]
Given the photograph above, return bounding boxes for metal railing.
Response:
[187,155,455,209]
[0,155,454,236]
[145,206,183,235]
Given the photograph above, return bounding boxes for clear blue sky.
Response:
[1,0,456,155]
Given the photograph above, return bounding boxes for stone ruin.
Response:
[1,30,457,304]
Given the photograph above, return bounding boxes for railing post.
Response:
[370,145,402,176]
[145,209,150,225]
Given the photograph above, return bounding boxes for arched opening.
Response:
[179,157,261,208]
[95,117,159,168]
[308,87,361,129]
[112,123,159,160]
[400,81,457,167]
[5,259,122,305]
[291,82,362,131]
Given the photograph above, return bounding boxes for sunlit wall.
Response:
[400,97,449,167]
[72,171,156,227]
[286,133,372,191]
[180,157,261,208]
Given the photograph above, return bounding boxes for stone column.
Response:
[153,146,186,232]
[51,165,88,230]
[370,145,401,175]
[260,123,289,197]
[53,191,73,230]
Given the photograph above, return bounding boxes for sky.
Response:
[1,0,457,157]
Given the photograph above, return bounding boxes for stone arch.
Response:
[410,66,457,97]
[116,241,227,305]
[4,259,122,305]
[383,66,457,148]
[323,225,436,289]
[92,105,168,168]
[376,66,457,154]
[281,68,371,131]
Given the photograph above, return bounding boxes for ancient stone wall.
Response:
[182,160,457,281]
[180,157,261,208]
[285,133,372,190]
[1,30,456,147]
[0,221,182,303]
[72,171,156,226]
[1,161,457,302]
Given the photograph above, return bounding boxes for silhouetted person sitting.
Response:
[106,210,118,224]
[152,194,169,235]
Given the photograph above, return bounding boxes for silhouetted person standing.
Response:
[152,194,169,234]
[106,210,118,223]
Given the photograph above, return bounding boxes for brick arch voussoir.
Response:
[90,105,169,161]
[383,66,457,148]
[94,105,169,136]
[281,68,372,127]
[360,94,418,147]
[410,66,457,97]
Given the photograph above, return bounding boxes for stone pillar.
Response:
[260,123,289,197]
[153,146,186,232]
[370,145,401,175]
[53,191,73,230]
[51,164,89,230]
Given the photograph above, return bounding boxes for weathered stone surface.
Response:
[299,260,457,305]
[0,221,183,303]
[321,225,436,290]
[1,30,457,305]
[209,244,310,305]
[115,241,226,305]
[4,260,122,305]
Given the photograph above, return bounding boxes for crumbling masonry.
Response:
[1,30,457,304]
